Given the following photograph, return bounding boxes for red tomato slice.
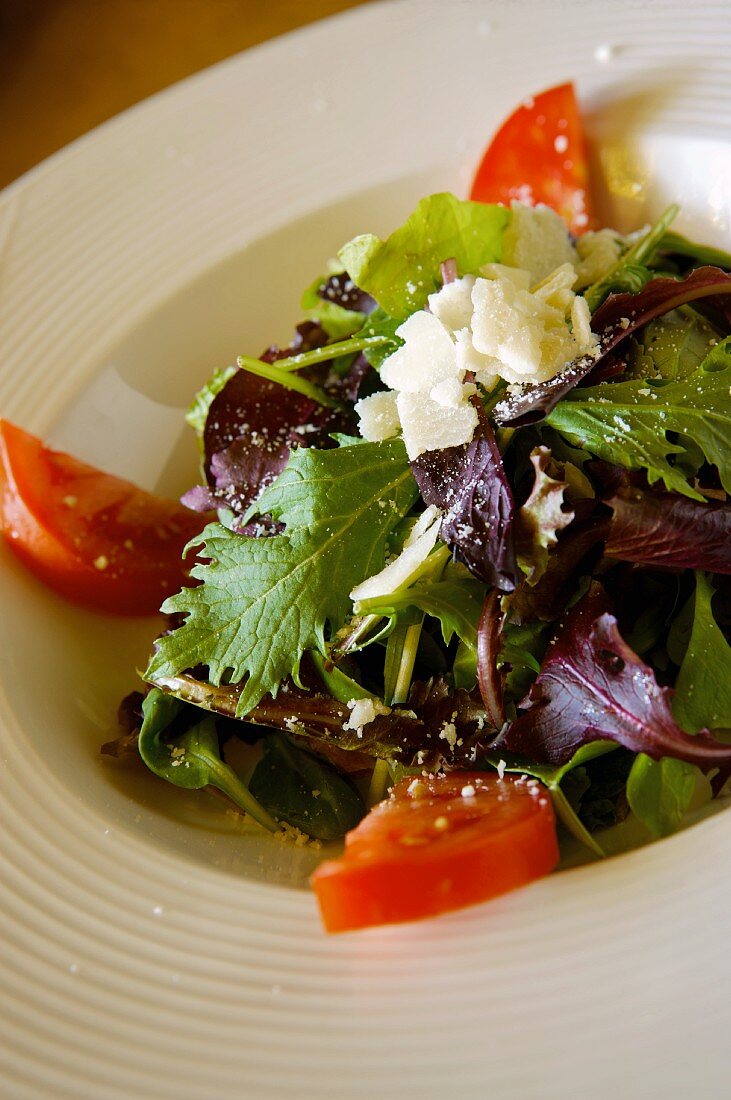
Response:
[470,81,593,235]
[0,419,206,615]
[311,771,559,932]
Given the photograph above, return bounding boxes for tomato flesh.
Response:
[311,772,559,932]
[0,419,206,615]
[470,81,593,235]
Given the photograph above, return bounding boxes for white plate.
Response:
[2,1,731,1096]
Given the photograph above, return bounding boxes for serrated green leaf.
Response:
[338,193,508,319]
[145,439,418,715]
[546,339,731,498]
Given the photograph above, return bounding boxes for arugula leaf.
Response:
[546,344,731,499]
[146,439,418,715]
[354,308,403,368]
[628,309,719,381]
[249,732,365,839]
[338,193,508,319]
[186,365,238,437]
[138,688,278,832]
[626,754,699,838]
[673,573,731,733]
[659,230,731,272]
[495,582,731,770]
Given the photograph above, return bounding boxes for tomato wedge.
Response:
[0,419,206,615]
[311,771,559,932]
[470,82,593,235]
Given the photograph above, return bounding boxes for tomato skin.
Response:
[311,772,559,933]
[470,82,593,235]
[0,419,206,615]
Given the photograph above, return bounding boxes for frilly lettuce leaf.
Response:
[338,193,508,319]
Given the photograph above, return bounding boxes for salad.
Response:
[2,83,731,933]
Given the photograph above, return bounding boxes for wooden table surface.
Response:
[0,0,369,189]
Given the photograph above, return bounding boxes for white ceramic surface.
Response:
[1,1,730,1097]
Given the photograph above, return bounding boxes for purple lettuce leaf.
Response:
[149,669,491,771]
[317,273,376,315]
[507,499,607,623]
[604,483,731,574]
[411,414,518,591]
[185,323,361,523]
[494,266,731,427]
[494,582,731,769]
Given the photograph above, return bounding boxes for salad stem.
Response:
[584,204,680,312]
[237,356,342,409]
[385,617,423,706]
[367,758,391,807]
[268,335,390,372]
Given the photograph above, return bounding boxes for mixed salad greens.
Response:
[3,83,731,933]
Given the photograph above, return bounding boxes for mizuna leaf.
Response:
[494,267,731,427]
[411,416,518,591]
[494,582,731,769]
[146,439,418,715]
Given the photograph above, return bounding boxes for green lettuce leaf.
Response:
[358,561,485,651]
[546,338,731,499]
[338,193,508,319]
[673,572,731,733]
[146,439,418,715]
[138,688,278,831]
[249,732,365,840]
[626,754,699,838]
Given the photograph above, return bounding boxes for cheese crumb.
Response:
[461,783,476,798]
[496,759,507,780]
[439,721,458,751]
[343,697,391,736]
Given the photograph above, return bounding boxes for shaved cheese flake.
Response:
[380,311,460,393]
[355,390,400,442]
[396,389,479,460]
[350,505,443,603]
[428,275,476,331]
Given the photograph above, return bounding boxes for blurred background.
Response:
[0,0,369,189]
